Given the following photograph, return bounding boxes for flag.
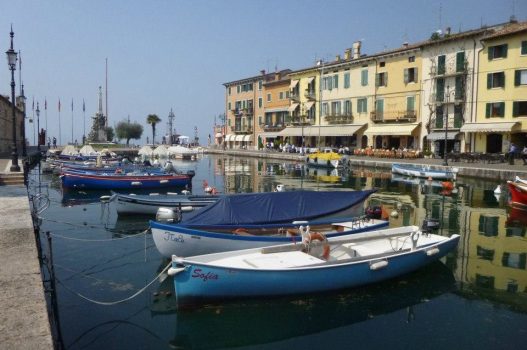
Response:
[58,99,61,112]
[45,98,47,110]
[82,99,85,112]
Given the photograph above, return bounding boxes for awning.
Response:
[215,132,222,138]
[426,131,459,141]
[278,124,367,137]
[306,76,315,84]
[304,101,315,111]
[243,135,253,142]
[265,107,289,113]
[288,103,299,112]
[234,135,245,141]
[261,133,279,139]
[364,123,421,136]
[460,122,520,133]
[290,80,299,89]
[225,134,234,141]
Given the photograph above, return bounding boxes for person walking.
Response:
[508,143,518,165]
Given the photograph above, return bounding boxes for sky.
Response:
[0,0,525,146]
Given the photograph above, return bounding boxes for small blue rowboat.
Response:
[391,163,458,180]
[60,171,194,190]
[167,225,460,307]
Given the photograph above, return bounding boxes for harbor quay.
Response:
[0,159,53,349]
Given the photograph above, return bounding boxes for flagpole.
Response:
[83,99,86,145]
[45,98,47,140]
[71,98,74,144]
[58,98,61,146]
[32,96,35,146]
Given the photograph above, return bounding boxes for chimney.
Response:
[402,42,409,48]
[344,48,352,60]
[352,41,361,59]
[260,69,266,76]
[335,54,341,62]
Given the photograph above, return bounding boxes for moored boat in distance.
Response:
[306,148,347,168]
[507,180,527,208]
[167,224,460,307]
[391,163,458,180]
[113,191,219,215]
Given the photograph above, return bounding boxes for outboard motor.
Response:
[143,159,152,167]
[421,218,440,234]
[186,170,196,178]
[164,161,175,173]
[156,207,182,223]
[365,206,382,220]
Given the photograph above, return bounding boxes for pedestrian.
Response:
[508,143,517,164]
[52,137,57,149]
[522,146,527,165]
[47,137,51,149]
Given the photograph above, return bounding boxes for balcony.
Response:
[304,89,316,100]
[232,125,253,134]
[324,113,353,124]
[370,110,417,123]
[287,116,314,126]
[263,124,285,132]
[241,107,254,116]
[290,92,300,103]
[431,63,468,79]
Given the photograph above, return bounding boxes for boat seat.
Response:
[243,251,325,268]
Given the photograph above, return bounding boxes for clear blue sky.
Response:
[0,0,525,146]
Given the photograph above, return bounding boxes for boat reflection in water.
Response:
[160,261,455,349]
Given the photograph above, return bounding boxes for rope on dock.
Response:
[55,261,172,306]
[47,228,150,242]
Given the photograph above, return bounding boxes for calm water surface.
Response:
[29,154,527,349]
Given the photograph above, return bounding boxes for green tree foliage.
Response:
[146,114,161,145]
[105,127,114,142]
[115,120,144,146]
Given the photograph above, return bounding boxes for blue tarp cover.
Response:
[181,189,376,226]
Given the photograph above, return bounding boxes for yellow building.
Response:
[259,70,291,147]
[465,22,527,153]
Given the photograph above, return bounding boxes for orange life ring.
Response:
[233,228,250,235]
[305,232,330,260]
[115,168,123,174]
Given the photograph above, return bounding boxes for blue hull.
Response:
[61,172,193,190]
[172,235,459,306]
[392,163,457,180]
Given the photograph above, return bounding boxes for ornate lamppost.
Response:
[6,26,20,172]
[36,102,40,151]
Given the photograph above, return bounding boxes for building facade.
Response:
[0,94,24,156]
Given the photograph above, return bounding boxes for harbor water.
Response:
[29,154,527,349]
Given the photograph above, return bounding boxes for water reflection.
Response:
[166,262,455,349]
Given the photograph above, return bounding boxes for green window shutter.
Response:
[455,76,462,99]
[522,41,527,55]
[456,52,465,72]
[513,102,519,117]
[515,70,521,86]
[404,68,409,84]
[334,75,339,88]
[407,96,415,111]
[499,102,505,117]
[501,72,506,87]
[364,98,368,112]
[415,68,418,82]
[436,79,444,101]
[361,70,368,86]
[487,73,492,89]
[385,72,388,86]
[375,73,380,87]
[503,44,508,58]
[485,103,491,118]
[488,46,494,60]
[438,55,446,74]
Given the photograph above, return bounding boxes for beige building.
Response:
[0,94,25,157]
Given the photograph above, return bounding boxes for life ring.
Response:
[233,228,250,235]
[115,168,123,174]
[304,232,330,259]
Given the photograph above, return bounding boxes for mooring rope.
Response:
[55,261,172,306]
[47,228,150,242]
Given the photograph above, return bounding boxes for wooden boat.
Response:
[150,216,388,257]
[507,180,527,208]
[168,145,199,160]
[391,163,458,180]
[306,149,347,168]
[167,225,459,306]
[112,191,219,215]
[60,170,194,190]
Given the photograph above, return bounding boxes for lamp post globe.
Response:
[6,26,20,172]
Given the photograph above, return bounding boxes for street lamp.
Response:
[6,26,20,172]
[36,102,40,151]
[19,83,26,156]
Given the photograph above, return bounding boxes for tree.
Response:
[105,127,114,142]
[115,120,143,146]
[146,114,161,145]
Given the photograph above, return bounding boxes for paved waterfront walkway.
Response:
[206,148,527,181]
[0,184,53,349]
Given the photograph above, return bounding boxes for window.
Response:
[279,92,284,100]
[406,96,415,111]
[267,93,271,102]
[513,101,527,117]
[379,61,385,67]
[404,67,417,83]
[488,44,508,60]
[455,76,465,100]
[376,72,387,87]
[456,51,466,72]
[357,98,368,113]
[478,215,499,236]
[485,102,505,118]
[258,97,262,108]
[408,56,415,62]
[333,74,339,89]
[435,106,444,128]
[258,80,263,90]
[487,72,505,88]
[258,116,262,125]
[344,100,352,115]
[322,103,329,116]
[344,72,350,88]
[286,91,290,98]
[436,78,445,102]
[522,41,527,55]
[237,85,240,93]
[361,69,368,86]
[515,70,527,86]
[437,55,446,75]
[228,87,231,95]
[228,102,231,110]
[331,101,341,115]
[375,99,384,117]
